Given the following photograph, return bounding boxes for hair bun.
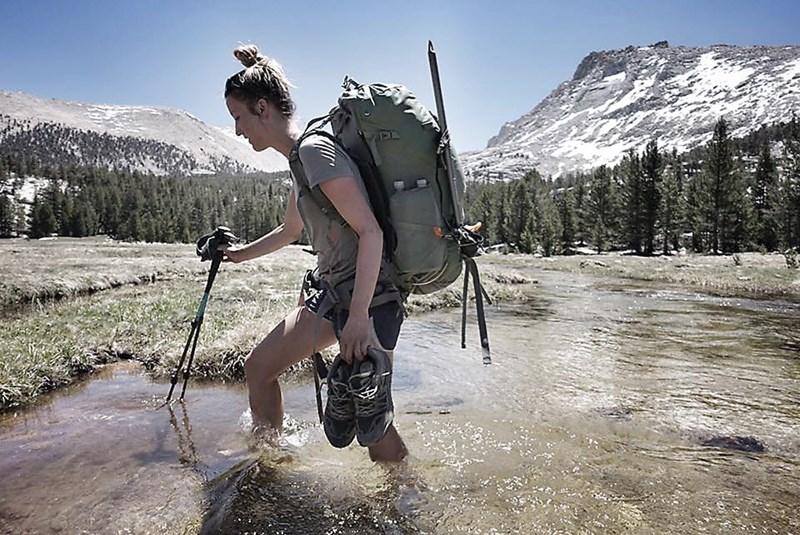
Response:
[233,44,263,68]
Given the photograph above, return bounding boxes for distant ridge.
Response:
[0,90,288,176]
[463,42,800,179]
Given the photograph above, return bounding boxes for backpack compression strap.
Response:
[461,256,492,365]
[454,224,491,365]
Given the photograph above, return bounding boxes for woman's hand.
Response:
[218,244,246,263]
[339,310,371,364]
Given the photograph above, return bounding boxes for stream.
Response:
[1,269,798,534]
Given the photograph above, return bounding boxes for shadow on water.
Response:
[1,268,799,534]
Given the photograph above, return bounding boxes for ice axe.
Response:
[165,226,238,402]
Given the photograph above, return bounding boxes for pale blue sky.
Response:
[1,0,798,151]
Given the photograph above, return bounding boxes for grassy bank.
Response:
[484,251,800,300]
[0,237,209,309]
[0,238,538,411]
[2,238,797,412]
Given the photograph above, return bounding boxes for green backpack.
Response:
[289,43,490,365]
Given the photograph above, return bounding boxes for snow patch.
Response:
[603,72,626,83]
[779,57,800,82]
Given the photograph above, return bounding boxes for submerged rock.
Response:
[591,406,633,420]
[699,435,766,453]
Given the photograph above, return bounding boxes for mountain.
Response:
[463,41,800,180]
[0,90,287,176]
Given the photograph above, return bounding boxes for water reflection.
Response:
[0,269,798,534]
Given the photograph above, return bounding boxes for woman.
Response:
[220,44,407,463]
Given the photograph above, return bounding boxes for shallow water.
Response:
[1,269,798,534]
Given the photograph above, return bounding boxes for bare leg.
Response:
[368,424,408,462]
[246,306,408,461]
[244,306,337,433]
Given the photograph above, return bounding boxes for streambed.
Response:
[1,269,798,534]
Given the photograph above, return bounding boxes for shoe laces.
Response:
[351,371,391,417]
[326,361,355,420]
[325,393,355,420]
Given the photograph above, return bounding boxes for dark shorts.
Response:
[304,289,403,350]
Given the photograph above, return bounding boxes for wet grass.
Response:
[0,237,208,309]
[0,240,313,411]
[1,238,541,411]
[484,251,800,301]
[4,238,796,412]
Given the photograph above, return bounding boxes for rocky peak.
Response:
[464,43,800,180]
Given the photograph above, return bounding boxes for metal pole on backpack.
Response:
[165,226,238,403]
[428,40,463,227]
[428,41,492,365]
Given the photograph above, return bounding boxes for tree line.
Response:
[1,114,252,176]
[465,117,800,256]
[2,116,799,258]
[0,159,290,243]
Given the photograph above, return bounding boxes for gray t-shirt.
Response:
[296,134,368,198]
[293,134,369,288]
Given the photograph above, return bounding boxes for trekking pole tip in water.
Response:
[482,345,492,366]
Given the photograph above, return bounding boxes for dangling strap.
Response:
[312,352,328,423]
[301,271,330,423]
[461,264,470,350]
[461,257,492,365]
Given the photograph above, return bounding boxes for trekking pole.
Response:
[428,40,463,226]
[165,226,238,403]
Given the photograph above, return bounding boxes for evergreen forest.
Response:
[0,160,290,244]
[465,118,800,256]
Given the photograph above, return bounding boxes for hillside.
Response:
[463,42,800,180]
[0,90,287,176]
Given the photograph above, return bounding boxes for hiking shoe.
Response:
[323,355,356,448]
[349,347,394,447]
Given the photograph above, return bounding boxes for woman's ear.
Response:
[257,98,268,116]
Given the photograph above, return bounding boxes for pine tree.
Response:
[572,176,589,246]
[557,189,577,252]
[540,192,562,256]
[752,141,781,251]
[782,117,800,248]
[0,194,13,237]
[496,182,512,246]
[640,140,663,255]
[521,172,547,254]
[587,165,615,252]
[28,193,57,238]
[658,153,685,254]
[507,176,533,251]
[620,149,644,253]
[703,119,726,253]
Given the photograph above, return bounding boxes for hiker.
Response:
[219,44,407,462]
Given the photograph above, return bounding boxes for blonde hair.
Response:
[224,44,295,118]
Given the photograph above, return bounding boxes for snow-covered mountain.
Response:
[0,90,287,175]
[463,42,800,180]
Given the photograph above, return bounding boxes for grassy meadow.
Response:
[1,237,797,412]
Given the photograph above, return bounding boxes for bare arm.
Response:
[221,191,304,262]
[320,175,383,362]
